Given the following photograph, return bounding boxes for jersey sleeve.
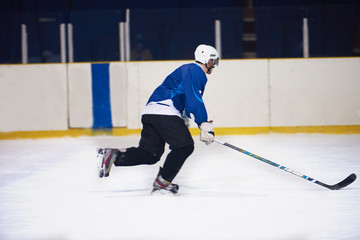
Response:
[183,67,208,126]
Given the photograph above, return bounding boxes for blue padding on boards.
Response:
[91,63,112,128]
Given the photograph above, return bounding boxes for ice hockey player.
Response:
[97,44,219,195]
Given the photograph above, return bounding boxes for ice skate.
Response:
[97,148,118,178]
[151,173,179,195]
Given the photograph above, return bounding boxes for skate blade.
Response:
[99,169,104,178]
[151,188,178,196]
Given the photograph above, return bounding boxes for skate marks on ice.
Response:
[87,188,152,197]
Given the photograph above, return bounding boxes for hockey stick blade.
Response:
[214,139,357,190]
[316,173,357,190]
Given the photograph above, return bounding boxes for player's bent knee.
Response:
[183,144,194,156]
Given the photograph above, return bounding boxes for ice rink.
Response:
[1,133,360,240]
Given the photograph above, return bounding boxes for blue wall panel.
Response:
[91,63,112,128]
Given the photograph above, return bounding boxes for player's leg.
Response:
[114,115,166,166]
[147,115,194,194]
[98,115,165,178]
[151,144,194,195]
[161,144,194,182]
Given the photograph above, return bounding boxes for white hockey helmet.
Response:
[194,44,219,67]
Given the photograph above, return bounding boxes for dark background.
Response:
[1,0,359,63]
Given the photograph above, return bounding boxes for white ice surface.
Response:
[1,134,360,240]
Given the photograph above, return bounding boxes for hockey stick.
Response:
[214,139,356,190]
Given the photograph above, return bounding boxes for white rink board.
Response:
[269,58,360,127]
[126,58,360,129]
[204,59,269,128]
[0,64,68,132]
[126,60,269,129]
[68,63,93,128]
[109,63,127,127]
[67,62,127,128]
[0,58,359,132]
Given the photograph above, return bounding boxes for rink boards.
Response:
[0,58,359,135]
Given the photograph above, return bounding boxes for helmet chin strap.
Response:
[205,63,214,74]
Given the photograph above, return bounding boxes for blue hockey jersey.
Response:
[142,63,208,126]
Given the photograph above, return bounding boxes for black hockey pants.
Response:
[114,114,194,182]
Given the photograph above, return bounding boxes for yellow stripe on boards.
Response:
[0,125,359,140]
[195,125,360,135]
